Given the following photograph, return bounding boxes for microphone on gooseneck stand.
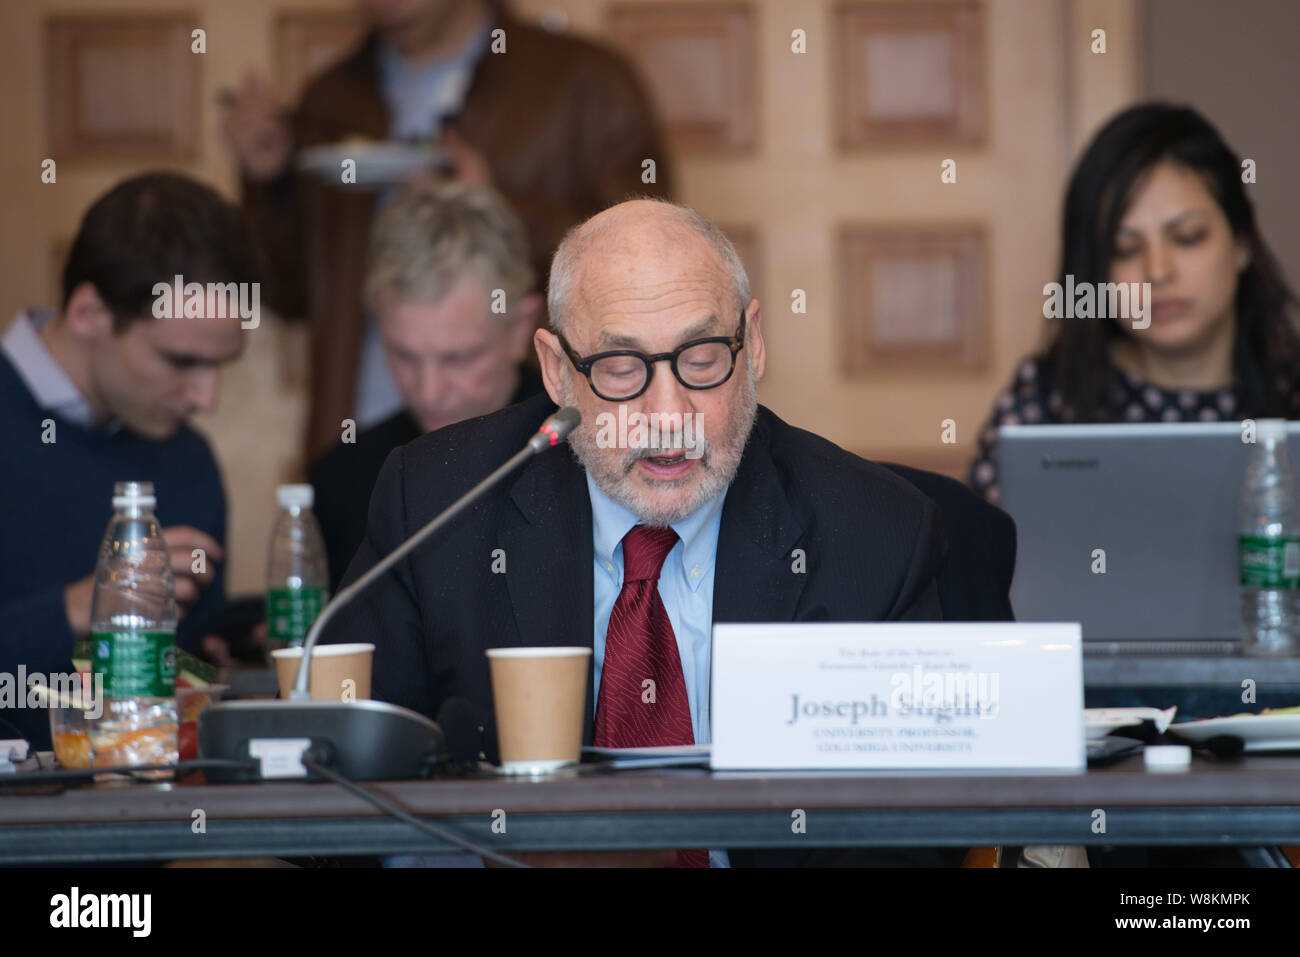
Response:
[199,407,582,783]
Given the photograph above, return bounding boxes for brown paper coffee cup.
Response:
[272,643,373,702]
[486,646,591,773]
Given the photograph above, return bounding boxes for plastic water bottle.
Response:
[88,481,179,774]
[1239,419,1300,656]
[266,485,329,648]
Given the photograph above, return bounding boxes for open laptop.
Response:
[998,421,1300,652]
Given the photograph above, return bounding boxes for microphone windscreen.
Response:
[550,406,581,438]
[530,407,582,452]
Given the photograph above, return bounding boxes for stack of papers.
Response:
[0,739,30,773]
[1084,707,1176,739]
[581,745,711,769]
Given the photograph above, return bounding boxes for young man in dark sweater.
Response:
[0,173,259,749]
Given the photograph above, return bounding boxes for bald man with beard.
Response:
[322,199,962,867]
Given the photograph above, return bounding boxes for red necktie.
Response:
[595,525,707,868]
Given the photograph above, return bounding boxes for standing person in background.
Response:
[309,183,544,592]
[969,103,1300,503]
[221,0,673,464]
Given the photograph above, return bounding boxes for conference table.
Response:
[2,753,1299,865]
[6,655,1300,867]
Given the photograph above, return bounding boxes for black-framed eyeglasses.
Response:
[558,310,746,402]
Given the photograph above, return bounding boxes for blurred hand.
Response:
[161,525,224,611]
[62,574,96,637]
[61,527,223,637]
[439,125,492,187]
[201,634,234,669]
[201,621,265,670]
[221,72,293,182]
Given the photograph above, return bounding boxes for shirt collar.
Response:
[1,308,105,430]
[586,470,728,592]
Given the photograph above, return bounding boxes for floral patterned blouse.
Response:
[968,355,1300,504]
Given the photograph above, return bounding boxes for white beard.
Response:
[563,362,758,527]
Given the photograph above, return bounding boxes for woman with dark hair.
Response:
[969,102,1300,502]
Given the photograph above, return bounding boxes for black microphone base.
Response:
[198,699,447,782]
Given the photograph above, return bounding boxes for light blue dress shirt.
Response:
[378,27,490,141]
[2,308,118,433]
[587,471,731,868]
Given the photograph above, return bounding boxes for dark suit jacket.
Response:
[883,464,1016,622]
[324,393,964,866]
[309,366,544,593]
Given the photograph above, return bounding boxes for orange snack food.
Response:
[91,722,179,770]
[52,730,92,769]
[179,691,211,724]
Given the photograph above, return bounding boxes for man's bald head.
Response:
[533,198,765,527]
[547,199,751,336]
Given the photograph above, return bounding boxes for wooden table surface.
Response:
[2,755,1298,862]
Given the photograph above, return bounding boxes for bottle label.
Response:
[267,586,327,647]
[1239,535,1300,588]
[91,630,177,699]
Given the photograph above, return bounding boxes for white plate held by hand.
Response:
[296,141,448,188]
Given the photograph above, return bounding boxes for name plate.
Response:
[710,622,1083,770]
